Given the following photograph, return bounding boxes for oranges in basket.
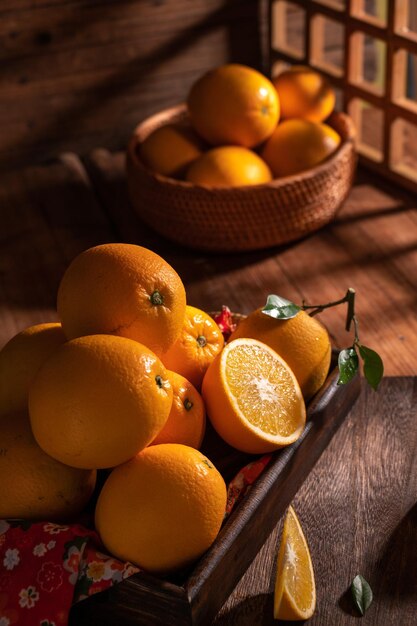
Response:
[135,64,341,186]
[273,65,335,123]
[186,146,272,187]
[261,119,341,178]
[127,63,356,253]
[139,123,204,178]
[187,63,280,148]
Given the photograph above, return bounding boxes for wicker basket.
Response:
[126,104,356,252]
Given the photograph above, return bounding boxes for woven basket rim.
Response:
[127,103,356,192]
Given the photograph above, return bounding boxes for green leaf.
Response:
[63,535,88,560]
[351,574,373,616]
[262,294,301,320]
[337,348,359,385]
[74,571,93,601]
[358,344,384,391]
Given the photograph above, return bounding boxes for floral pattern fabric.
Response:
[0,520,139,626]
[0,455,271,626]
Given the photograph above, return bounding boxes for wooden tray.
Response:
[69,359,360,626]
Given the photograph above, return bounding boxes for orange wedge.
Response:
[274,505,316,621]
[201,338,306,453]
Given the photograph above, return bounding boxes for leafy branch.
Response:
[262,289,384,391]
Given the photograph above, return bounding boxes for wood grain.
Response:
[0,153,113,342]
[214,377,417,625]
[0,0,263,170]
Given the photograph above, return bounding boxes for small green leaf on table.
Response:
[337,348,359,385]
[351,574,373,616]
[358,345,384,391]
[262,294,300,320]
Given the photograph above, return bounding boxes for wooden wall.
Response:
[0,0,264,170]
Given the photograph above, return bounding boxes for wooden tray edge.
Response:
[186,367,361,624]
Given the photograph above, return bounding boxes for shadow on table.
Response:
[215,592,273,625]
[338,585,363,618]
[375,500,417,598]
[215,591,310,625]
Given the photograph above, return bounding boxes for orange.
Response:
[162,305,224,388]
[202,338,306,454]
[0,411,96,520]
[57,243,186,357]
[0,322,66,416]
[151,371,206,448]
[185,146,272,188]
[230,308,331,400]
[28,334,173,469]
[139,123,204,178]
[187,64,280,148]
[95,443,227,573]
[273,65,335,122]
[274,505,316,620]
[261,119,341,177]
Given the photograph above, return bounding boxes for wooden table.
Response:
[1,153,417,624]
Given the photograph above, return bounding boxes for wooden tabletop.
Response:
[1,153,417,624]
[215,377,417,625]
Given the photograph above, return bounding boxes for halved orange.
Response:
[274,505,316,620]
[201,338,306,453]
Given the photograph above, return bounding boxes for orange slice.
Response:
[201,338,306,453]
[274,505,316,621]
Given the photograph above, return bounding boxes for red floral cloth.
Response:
[225,454,272,516]
[0,519,139,626]
[0,455,271,626]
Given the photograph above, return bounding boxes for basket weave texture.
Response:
[127,104,357,252]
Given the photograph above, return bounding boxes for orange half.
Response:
[202,338,306,453]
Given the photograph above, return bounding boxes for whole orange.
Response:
[186,146,272,188]
[151,371,206,449]
[139,123,204,178]
[229,309,331,400]
[57,243,186,357]
[0,322,66,416]
[162,305,224,388]
[95,443,227,573]
[29,335,173,469]
[187,64,280,147]
[261,119,341,177]
[0,411,96,520]
[273,66,336,122]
